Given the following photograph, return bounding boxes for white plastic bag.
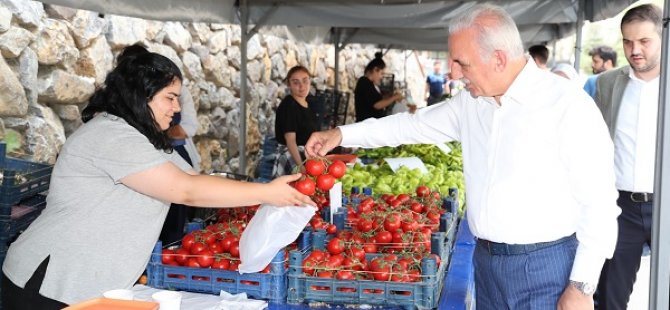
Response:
[238,204,316,273]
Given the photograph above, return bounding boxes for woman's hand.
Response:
[263,173,316,207]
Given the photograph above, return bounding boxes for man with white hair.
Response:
[305,3,619,309]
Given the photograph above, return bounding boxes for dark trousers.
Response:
[2,256,68,310]
[596,191,652,310]
[160,145,193,245]
[474,235,578,309]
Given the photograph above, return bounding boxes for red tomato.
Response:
[220,236,236,252]
[326,238,345,255]
[383,215,401,232]
[327,160,347,179]
[197,249,214,268]
[229,242,240,258]
[187,258,201,268]
[305,159,326,177]
[228,261,240,271]
[181,234,195,251]
[326,224,337,235]
[316,174,336,191]
[294,178,316,196]
[174,248,190,265]
[162,249,176,265]
[416,185,431,197]
[335,270,355,280]
[190,242,207,255]
[374,231,393,244]
[211,258,230,270]
[410,202,424,213]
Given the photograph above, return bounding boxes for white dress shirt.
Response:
[339,59,620,284]
[613,71,659,193]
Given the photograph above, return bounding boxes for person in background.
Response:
[593,4,661,309]
[1,49,314,309]
[273,65,318,177]
[551,63,580,82]
[425,60,447,106]
[306,4,619,309]
[528,44,550,69]
[354,52,403,122]
[584,45,617,98]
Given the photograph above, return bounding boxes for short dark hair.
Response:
[588,45,617,67]
[284,65,311,85]
[364,52,386,74]
[82,51,183,151]
[621,4,662,36]
[528,45,549,65]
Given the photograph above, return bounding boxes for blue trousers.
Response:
[474,236,578,309]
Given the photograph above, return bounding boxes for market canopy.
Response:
[39,0,636,50]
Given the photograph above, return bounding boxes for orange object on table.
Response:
[325,154,357,164]
[64,298,159,310]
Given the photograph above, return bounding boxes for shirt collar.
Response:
[628,68,660,84]
[497,57,537,105]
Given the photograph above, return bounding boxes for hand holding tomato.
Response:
[264,173,316,207]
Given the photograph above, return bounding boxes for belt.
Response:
[620,190,653,203]
[477,234,575,256]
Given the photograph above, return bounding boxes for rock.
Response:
[25,104,65,164]
[49,103,80,121]
[0,6,11,33]
[145,42,183,73]
[247,35,262,60]
[189,23,213,44]
[38,69,95,105]
[0,56,27,117]
[17,47,38,105]
[247,59,263,83]
[44,4,76,20]
[226,45,240,69]
[105,15,147,49]
[0,26,35,58]
[201,52,231,88]
[207,30,227,54]
[181,50,203,81]
[145,20,164,42]
[70,10,107,49]
[0,0,44,29]
[270,53,286,80]
[265,36,284,56]
[32,19,79,67]
[162,22,191,53]
[75,36,113,86]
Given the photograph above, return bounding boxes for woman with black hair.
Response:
[1,49,314,309]
[354,52,404,122]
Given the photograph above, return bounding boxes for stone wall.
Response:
[0,0,429,176]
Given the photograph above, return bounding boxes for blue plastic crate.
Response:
[0,194,47,241]
[0,144,52,207]
[287,217,456,309]
[147,230,312,303]
[287,249,446,310]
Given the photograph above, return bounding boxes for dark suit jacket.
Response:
[594,66,631,139]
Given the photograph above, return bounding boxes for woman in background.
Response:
[354,52,403,122]
[273,65,318,177]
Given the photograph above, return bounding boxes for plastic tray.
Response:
[0,143,52,207]
[64,298,159,310]
[147,230,312,304]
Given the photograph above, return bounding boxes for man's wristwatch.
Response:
[570,280,597,295]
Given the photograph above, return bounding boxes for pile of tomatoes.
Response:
[293,158,346,199]
[160,205,297,273]
[299,185,446,283]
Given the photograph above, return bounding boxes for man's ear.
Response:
[494,50,507,72]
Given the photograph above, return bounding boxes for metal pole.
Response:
[334,28,341,99]
[649,4,670,308]
[574,0,585,71]
[238,0,248,175]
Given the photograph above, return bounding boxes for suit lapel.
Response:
[609,67,631,138]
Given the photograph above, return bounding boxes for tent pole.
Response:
[238,0,248,175]
[573,0,585,71]
[334,28,341,103]
[649,3,670,308]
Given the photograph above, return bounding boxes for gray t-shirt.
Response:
[2,113,191,304]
